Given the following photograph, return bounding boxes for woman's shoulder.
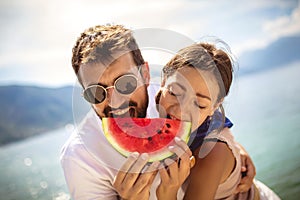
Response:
[186,141,236,199]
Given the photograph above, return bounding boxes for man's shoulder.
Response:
[60,110,103,161]
[60,131,87,161]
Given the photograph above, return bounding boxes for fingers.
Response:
[169,137,192,159]
[165,158,179,181]
[240,153,247,172]
[158,162,170,182]
[144,161,160,173]
[122,153,150,186]
[114,152,140,186]
[129,153,149,173]
[241,166,247,172]
[113,153,159,199]
[169,137,192,169]
[174,137,192,156]
[245,156,256,177]
[135,161,160,193]
[235,177,252,193]
[114,152,149,186]
[159,158,178,184]
[235,161,256,193]
[146,162,160,184]
[158,137,192,186]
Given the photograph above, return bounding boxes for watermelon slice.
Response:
[102,118,191,162]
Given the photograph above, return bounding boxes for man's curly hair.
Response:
[72,24,144,77]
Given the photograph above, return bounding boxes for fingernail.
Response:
[152,161,160,168]
[164,158,174,165]
[175,137,181,142]
[168,146,174,150]
[131,152,139,158]
[141,153,149,160]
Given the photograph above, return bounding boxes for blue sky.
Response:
[0,0,299,87]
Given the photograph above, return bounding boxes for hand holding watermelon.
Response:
[104,118,193,199]
[156,137,194,199]
[113,152,160,200]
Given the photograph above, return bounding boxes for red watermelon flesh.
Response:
[102,118,191,162]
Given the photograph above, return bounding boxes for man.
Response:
[60,24,255,200]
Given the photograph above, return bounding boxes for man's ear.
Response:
[141,62,150,87]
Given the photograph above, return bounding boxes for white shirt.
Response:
[60,84,186,200]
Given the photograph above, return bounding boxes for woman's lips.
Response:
[167,114,181,121]
[167,113,190,122]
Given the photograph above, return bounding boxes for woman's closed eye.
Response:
[194,100,207,109]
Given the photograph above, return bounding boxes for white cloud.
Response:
[263,3,300,39]
[230,2,300,54]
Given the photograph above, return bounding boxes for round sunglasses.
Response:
[83,74,139,104]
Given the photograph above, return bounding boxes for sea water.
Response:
[0,127,71,200]
[0,63,300,199]
[226,62,300,199]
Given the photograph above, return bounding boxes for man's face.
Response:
[79,53,149,119]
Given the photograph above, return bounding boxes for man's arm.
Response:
[61,157,118,200]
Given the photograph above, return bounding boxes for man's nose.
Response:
[106,87,126,108]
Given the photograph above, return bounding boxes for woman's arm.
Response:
[184,141,235,200]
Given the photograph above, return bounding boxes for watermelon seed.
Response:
[147,137,152,141]
[123,122,132,128]
[165,130,170,134]
[166,123,171,128]
[157,130,162,134]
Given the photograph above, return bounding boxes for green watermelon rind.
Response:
[102,118,191,162]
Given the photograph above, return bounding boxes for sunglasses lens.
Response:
[83,86,106,104]
[115,75,138,95]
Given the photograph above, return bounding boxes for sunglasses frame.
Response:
[82,66,142,104]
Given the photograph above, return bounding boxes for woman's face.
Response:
[158,67,220,132]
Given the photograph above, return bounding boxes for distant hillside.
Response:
[0,85,89,145]
[238,36,300,75]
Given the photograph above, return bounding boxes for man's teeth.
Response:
[110,107,130,115]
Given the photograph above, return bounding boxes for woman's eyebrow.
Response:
[196,92,211,101]
[176,82,211,101]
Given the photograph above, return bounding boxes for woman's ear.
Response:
[141,62,150,87]
[155,90,162,105]
[209,98,224,116]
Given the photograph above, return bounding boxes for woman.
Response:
[155,41,281,199]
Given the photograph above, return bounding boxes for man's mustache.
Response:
[104,101,138,116]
